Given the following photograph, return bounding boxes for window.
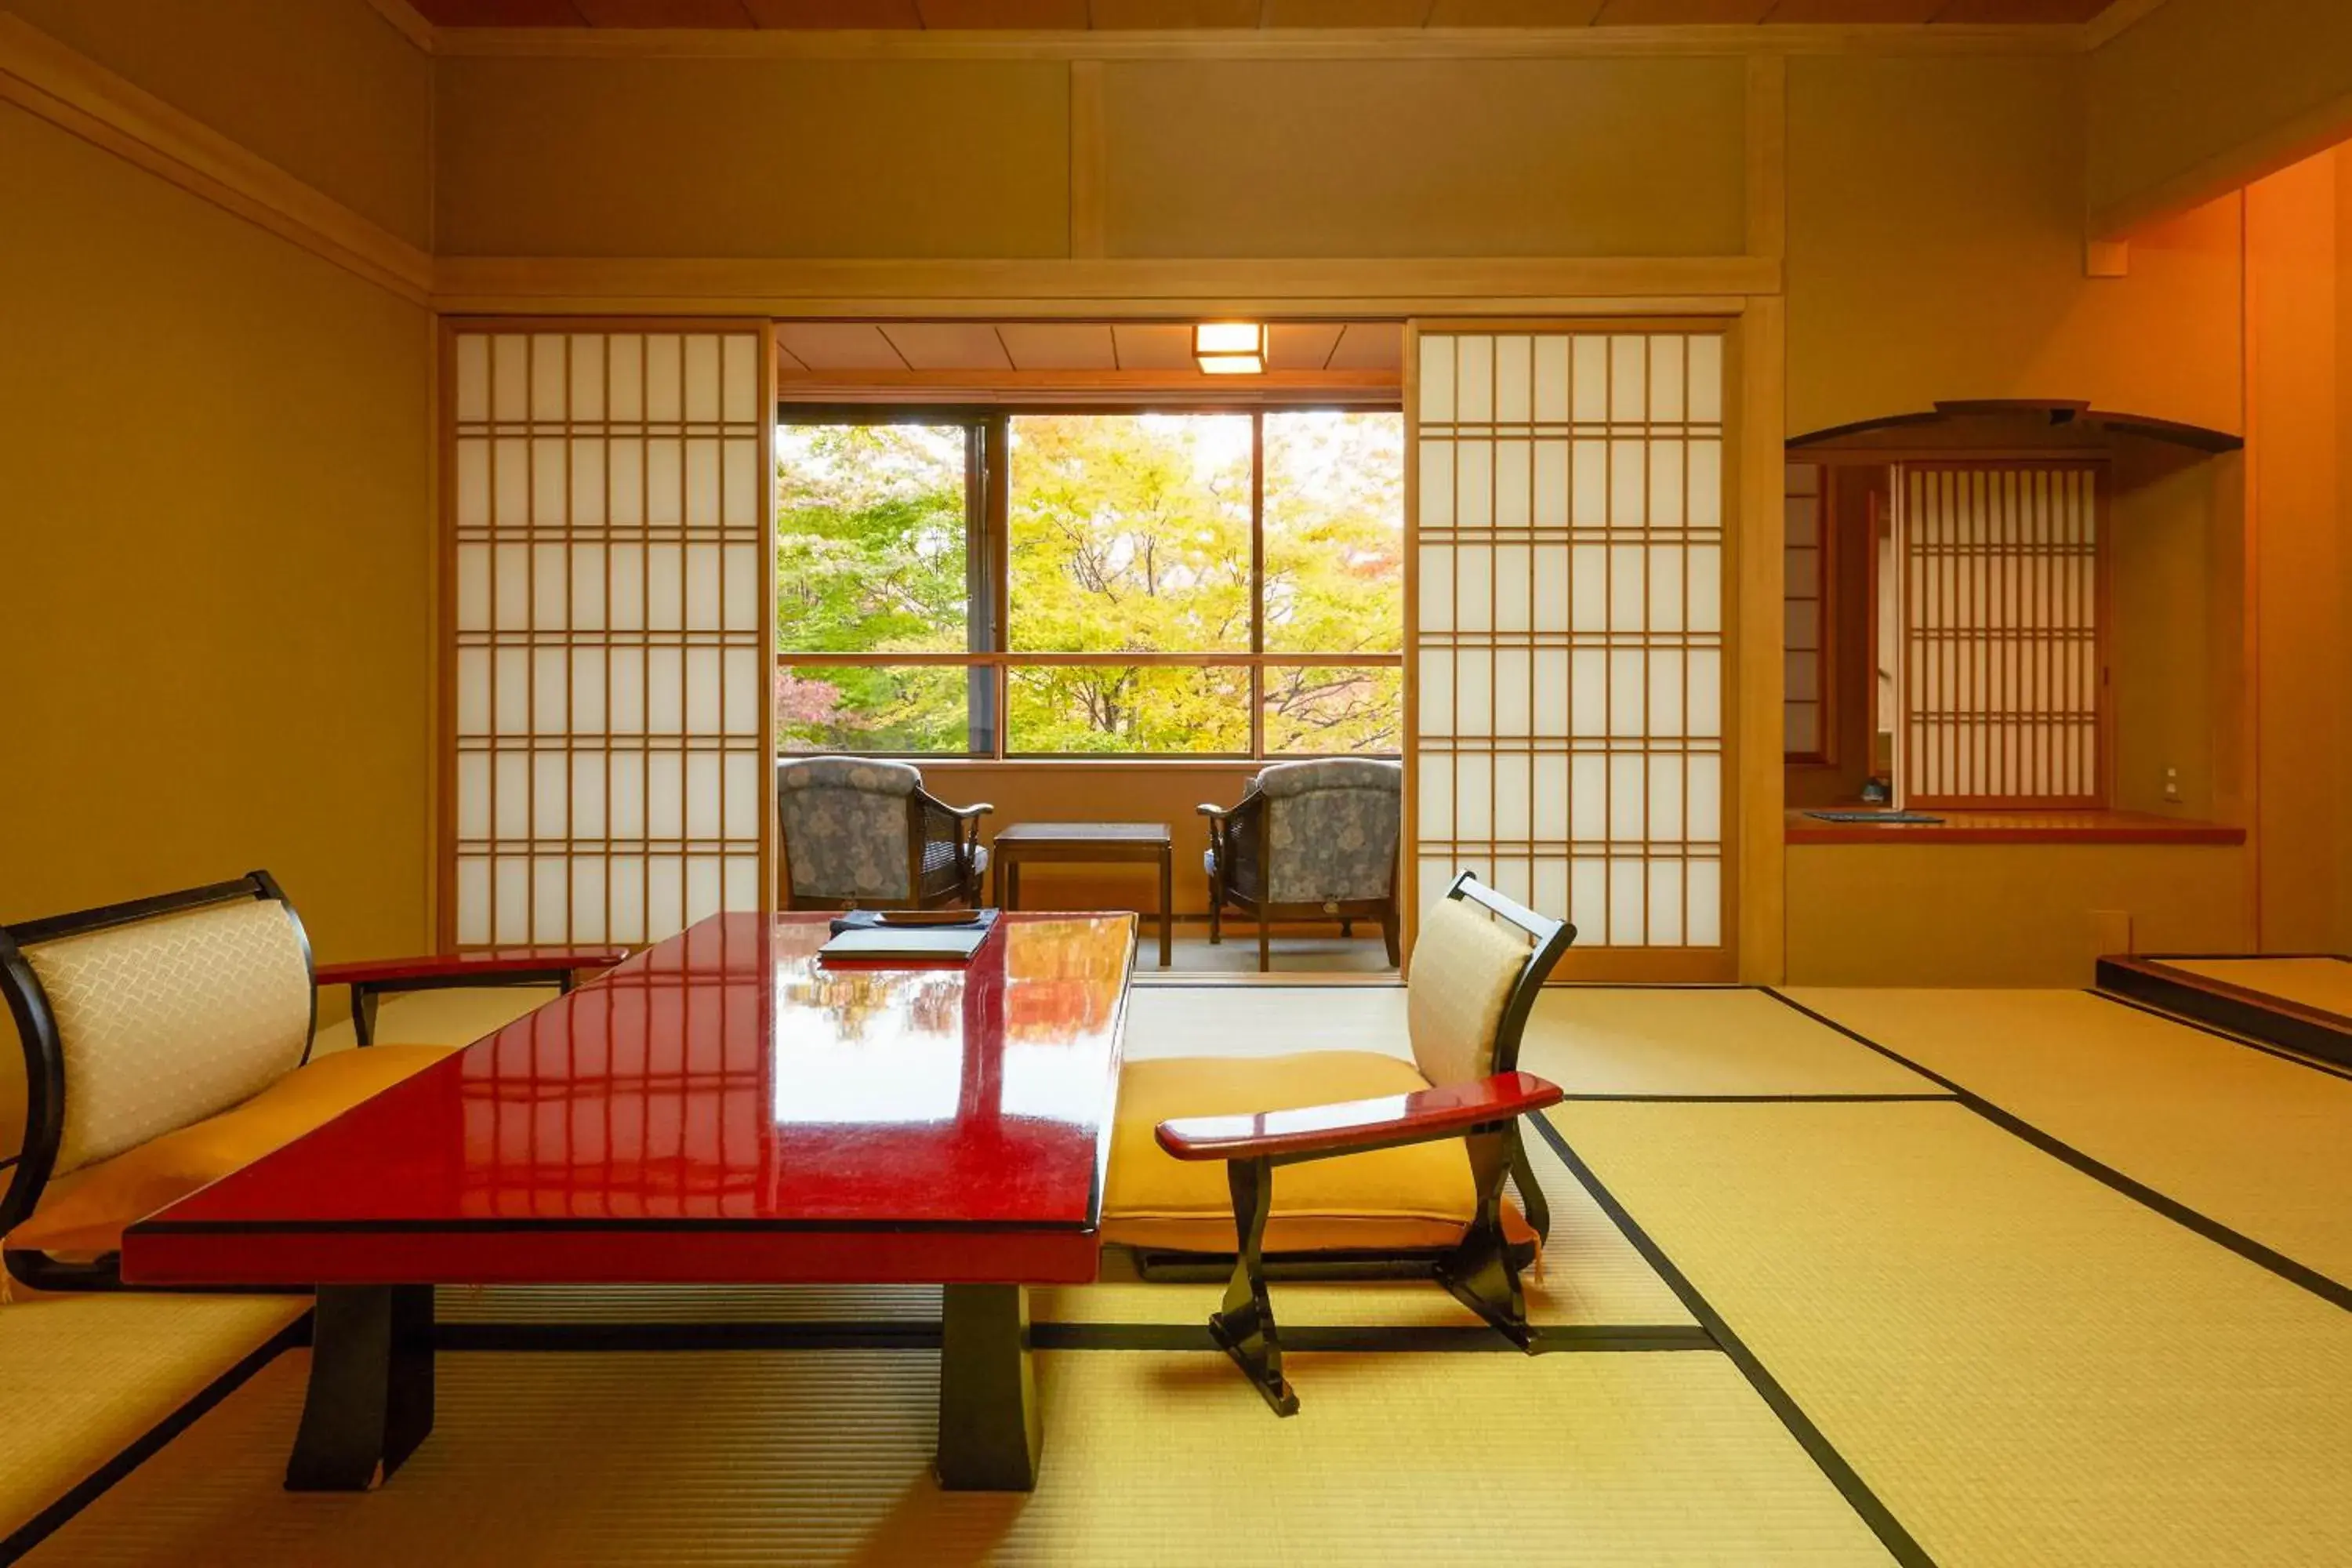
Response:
[775,408,1403,758]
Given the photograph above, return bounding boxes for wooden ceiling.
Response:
[776,321,1399,372]
[411,1,2119,29]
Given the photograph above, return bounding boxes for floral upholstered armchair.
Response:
[775,757,993,911]
[1200,758,1403,971]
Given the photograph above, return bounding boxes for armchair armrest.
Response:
[314,946,629,988]
[1196,802,1235,819]
[321,946,629,1047]
[929,797,993,822]
[1155,1070,1563,1164]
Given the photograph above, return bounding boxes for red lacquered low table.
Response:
[121,911,1136,1494]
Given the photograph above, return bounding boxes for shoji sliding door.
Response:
[444,324,773,949]
[1896,463,2104,808]
[1407,325,1730,978]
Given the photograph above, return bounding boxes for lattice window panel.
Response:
[1410,328,1726,950]
[1898,463,2103,807]
[448,327,771,948]
[1784,463,1826,760]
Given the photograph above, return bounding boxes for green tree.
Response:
[773,411,1404,757]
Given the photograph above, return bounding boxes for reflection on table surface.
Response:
[150,913,1136,1233]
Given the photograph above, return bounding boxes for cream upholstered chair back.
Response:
[776,756,922,903]
[1405,896,1538,1088]
[8,888,313,1181]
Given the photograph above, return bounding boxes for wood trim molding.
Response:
[0,13,433,304]
[359,0,438,54]
[431,256,1781,314]
[1734,295,1787,985]
[429,24,2085,61]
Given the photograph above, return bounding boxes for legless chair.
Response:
[776,757,992,911]
[0,872,621,1291]
[1109,873,1571,1414]
[1200,759,1402,971]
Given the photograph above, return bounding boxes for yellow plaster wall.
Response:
[0,0,434,249]
[0,103,434,971]
[2341,148,2352,952]
[2108,441,2243,822]
[1097,56,1744,260]
[2087,0,2352,239]
[1786,53,2243,441]
[2243,149,2343,953]
[1784,843,2249,989]
[433,56,1073,259]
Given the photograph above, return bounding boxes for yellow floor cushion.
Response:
[5,1044,456,1258]
[309,984,561,1057]
[1105,1051,1535,1254]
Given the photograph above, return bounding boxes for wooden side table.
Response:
[992,822,1174,967]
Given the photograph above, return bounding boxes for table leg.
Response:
[1158,847,1173,967]
[286,1284,435,1491]
[936,1283,1040,1491]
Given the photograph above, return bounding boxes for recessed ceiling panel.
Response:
[570,0,754,24]
[410,0,589,22]
[1425,0,1608,22]
[913,0,1093,25]
[1762,0,1941,20]
[1261,0,1436,24]
[877,323,1015,370]
[1090,0,1261,25]
[996,323,1120,369]
[1109,323,1199,370]
[1593,0,1773,22]
[1928,0,2110,21]
[775,323,908,370]
[1326,324,1404,370]
[743,0,923,23]
[1266,323,1345,370]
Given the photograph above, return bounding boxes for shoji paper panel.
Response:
[1900,465,2102,808]
[1411,328,1727,953]
[448,327,770,948]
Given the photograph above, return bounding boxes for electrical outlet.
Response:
[2163,766,2181,803]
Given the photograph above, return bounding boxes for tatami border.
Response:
[0,1315,310,1566]
[1764,989,2352,1310]
[1526,1112,1937,1568]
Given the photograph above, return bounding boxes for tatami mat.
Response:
[1784,986,2352,1285]
[0,1289,306,1539]
[2160,956,2352,1020]
[1548,1100,2352,1567]
[27,1345,1892,1566]
[1036,1128,1693,1330]
[1520,988,1944,1098]
[1120,984,1408,1062]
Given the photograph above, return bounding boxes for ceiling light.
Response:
[1194,321,1268,376]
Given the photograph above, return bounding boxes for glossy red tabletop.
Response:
[122,913,1134,1288]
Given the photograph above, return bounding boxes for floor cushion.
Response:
[5,1044,455,1258]
[1105,1051,1535,1254]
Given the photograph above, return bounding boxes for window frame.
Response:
[774,401,1406,763]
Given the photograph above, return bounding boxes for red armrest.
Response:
[314,946,629,986]
[1155,1071,1563,1163]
